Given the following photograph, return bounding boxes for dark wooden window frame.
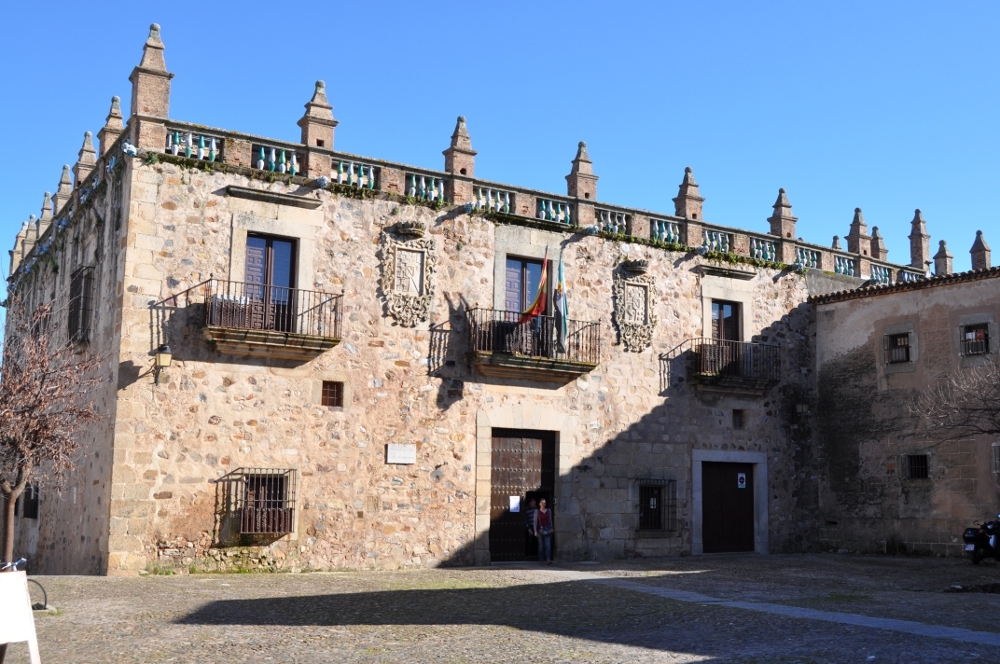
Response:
[711,299,741,341]
[246,233,298,291]
[504,255,552,315]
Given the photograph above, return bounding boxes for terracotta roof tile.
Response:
[809,267,1000,305]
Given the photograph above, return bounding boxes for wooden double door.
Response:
[245,234,297,332]
[489,429,556,561]
[702,462,755,553]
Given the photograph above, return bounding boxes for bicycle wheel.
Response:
[27,578,47,610]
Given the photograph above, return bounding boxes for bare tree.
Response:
[0,294,104,564]
[911,355,1000,442]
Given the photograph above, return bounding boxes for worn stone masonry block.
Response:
[122,484,149,500]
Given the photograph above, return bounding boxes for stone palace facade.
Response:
[6,25,997,574]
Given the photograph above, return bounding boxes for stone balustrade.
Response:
[795,247,820,269]
[165,127,223,162]
[597,208,629,234]
[252,143,303,176]
[651,219,681,244]
[703,229,733,253]
[869,264,891,285]
[536,197,573,224]
[12,105,934,290]
[834,255,857,277]
[474,186,511,213]
[335,160,378,190]
[406,173,444,201]
[750,237,777,262]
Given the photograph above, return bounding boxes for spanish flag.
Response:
[518,248,549,324]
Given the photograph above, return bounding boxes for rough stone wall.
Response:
[89,155,832,574]
[551,261,820,560]
[8,162,127,574]
[815,279,1000,556]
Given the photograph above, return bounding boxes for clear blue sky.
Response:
[2,0,998,287]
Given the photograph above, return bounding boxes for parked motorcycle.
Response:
[963,514,1000,564]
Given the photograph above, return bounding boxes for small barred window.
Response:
[321,381,344,407]
[904,454,929,480]
[638,480,677,532]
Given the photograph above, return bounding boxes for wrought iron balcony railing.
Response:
[467,308,601,373]
[200,280,342,360]
[691,337,780,389]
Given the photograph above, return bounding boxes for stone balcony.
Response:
[202,279,342,361]
[466,308,601,382]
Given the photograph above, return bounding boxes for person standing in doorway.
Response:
[524,498,538,558]
[534,498,554,565]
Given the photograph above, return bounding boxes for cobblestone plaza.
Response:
[8,555,1000,663]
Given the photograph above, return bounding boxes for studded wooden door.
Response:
[490,429,555,561]
[702,462,755,553]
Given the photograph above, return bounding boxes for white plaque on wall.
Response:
[386,443,417,465]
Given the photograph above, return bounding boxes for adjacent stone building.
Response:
[6,25,988,575]
[813,266,1000,556]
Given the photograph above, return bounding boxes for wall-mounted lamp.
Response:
[154,344,172,385]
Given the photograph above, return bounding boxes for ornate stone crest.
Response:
[613,263,657,352]
[380,223,436,327]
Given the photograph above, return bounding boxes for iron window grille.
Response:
[962,324,990,356]
[232,468,296,535]
[903,454,929,480]
[321,381,344,407]
[68,266,94,343]
[883,333,910,364]
[638,480,677,532]
[732,409,745,430]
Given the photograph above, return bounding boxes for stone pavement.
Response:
[6,553,1000,663]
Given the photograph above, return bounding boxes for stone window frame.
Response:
[956,312,998,369]
[311,371,351,412]
[881,322,918,375]
[491,226,563,312]
[699,278,753,342]
[229,212,317,292]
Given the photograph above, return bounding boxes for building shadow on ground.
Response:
[175,577,729,659]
